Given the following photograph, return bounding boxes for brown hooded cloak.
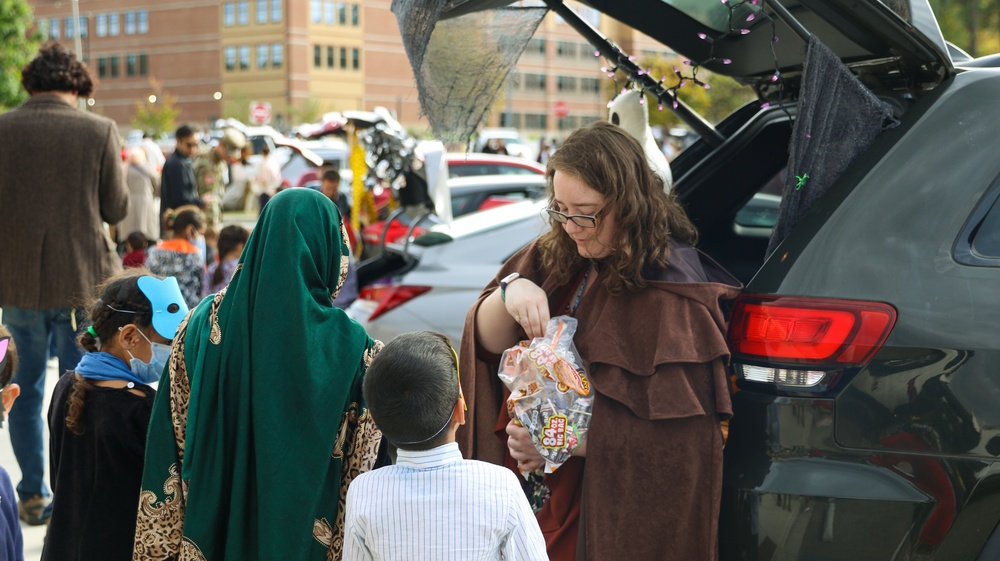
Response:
[459,238,741,561]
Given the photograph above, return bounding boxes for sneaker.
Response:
[18,494,51,526]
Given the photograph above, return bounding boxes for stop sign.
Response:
[554,100,569,119]
[250,101,272,124]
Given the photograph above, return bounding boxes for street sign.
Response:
[250,101,272,124]
[554,100,569,119]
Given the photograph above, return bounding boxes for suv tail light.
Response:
[727,294,896,389]
[360,285,432,321]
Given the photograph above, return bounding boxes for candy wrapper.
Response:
[498,316,592,475]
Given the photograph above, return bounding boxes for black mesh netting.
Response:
[392,1,547,144]
[766,35,899,257]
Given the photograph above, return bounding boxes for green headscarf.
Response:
[134,188,383,561]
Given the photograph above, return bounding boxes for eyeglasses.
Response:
[546,204,606,228]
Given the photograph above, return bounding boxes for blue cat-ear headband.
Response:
[137,276,189,339]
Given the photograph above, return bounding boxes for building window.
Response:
[137,11,148,34]
[352,48,359,70]
[525,38,545,56]
[271,0,283,22]
[256,0,267,23]
[239,45,250,70]
[127,54,136,77]
[524,113,547,129]
[96,14,107,37]
[339,47,346,69]
[556,41,576,57]
[327,46,334,68]
[580,78,600,94]
[351,3,359,25]
[139,54,148,76]
[338,2,346,24]
[124,11,136,35]
[524,73,546,91]
[79,17,88,38]
[313,45,321,67]
[108,13,119,36]
[311,0,321,23]
[225,46,236,71]
[324,1,334,24]
[557,76,577,92]
[98,57,107,78]
[499,113,522,128]
[48,18,60,40]
[257,44,269,69]
[110,56,120,78]
[224,3,235,26]
[271,43,283,67]
[558,116,578,130]
[238,1,249,25]
[65,17,75,39]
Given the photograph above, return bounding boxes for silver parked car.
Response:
[348,199,548,343]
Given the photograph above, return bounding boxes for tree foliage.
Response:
[288,98,327,125]
[930,0,1000,57]
[131,93,180,136]
[603,55,757,130]
[0,0,42,111]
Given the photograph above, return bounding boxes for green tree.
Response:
[288,97,326,125]
[604,55,756,129]
[131,92,180,136]
[930,0,1000,57]
[0,0,42,111]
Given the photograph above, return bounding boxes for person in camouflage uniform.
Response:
[194,128,246,228]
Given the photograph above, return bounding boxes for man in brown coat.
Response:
[0,42,128,525]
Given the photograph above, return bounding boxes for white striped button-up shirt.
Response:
[344,442,549,560]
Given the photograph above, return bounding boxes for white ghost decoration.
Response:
[608,89,673,193]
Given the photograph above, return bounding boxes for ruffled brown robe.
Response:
[459,239,741,561]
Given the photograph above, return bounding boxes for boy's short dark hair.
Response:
[0,324,18,388]
[321,169,341,183]
[126,231,149,251]
[363,331,460,451]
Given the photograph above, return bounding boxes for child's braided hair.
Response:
[68,268,158,435]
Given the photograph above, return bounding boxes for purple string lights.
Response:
[596,0,785,113]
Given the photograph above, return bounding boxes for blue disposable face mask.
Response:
[126,328,170,384]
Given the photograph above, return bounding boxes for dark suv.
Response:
[421,0,1000,557]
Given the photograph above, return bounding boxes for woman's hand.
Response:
[503,278,550,340]
[506,420,544,473]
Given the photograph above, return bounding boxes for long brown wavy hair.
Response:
[68,269,156,435]
[539,121,697,294]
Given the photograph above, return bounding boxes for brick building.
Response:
[24,0,670,141]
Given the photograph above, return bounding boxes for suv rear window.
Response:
[956,179,1000,264]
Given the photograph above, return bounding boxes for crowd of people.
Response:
[0,42,742,561]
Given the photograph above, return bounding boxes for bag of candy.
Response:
[498,315,592,474]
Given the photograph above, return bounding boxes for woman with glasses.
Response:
[459,121,742,561]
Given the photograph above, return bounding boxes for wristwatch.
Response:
[499,272,521,302]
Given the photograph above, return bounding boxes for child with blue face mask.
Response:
[41,268,188,561]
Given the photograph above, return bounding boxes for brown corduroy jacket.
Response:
[0,93,128,309]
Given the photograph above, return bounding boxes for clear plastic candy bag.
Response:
[498,316,592,474]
